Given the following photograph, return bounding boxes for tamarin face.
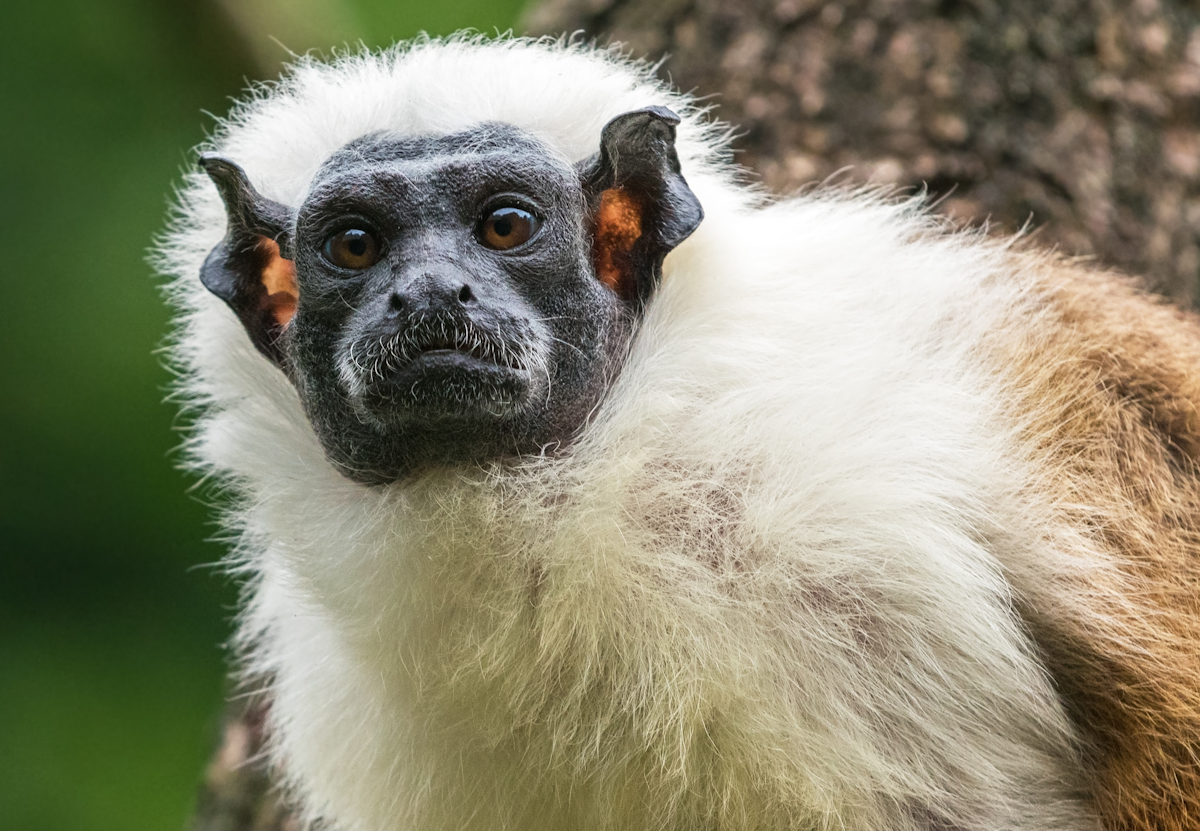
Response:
[198,108,702,484]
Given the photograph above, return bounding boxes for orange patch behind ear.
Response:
[256,238,298,327]
[593,188,643,296]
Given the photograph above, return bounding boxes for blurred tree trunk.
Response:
[189,694,295,831]
[528,0,1200,306]
[189,1,1200,829]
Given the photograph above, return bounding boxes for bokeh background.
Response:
[0,2,526,829]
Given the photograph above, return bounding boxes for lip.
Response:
[357,345,531,423]
[375,347,527,389]
[413,338,496,364]
[406,348,503,369]
[344,324,533,408]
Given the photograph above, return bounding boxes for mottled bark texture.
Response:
[527,0,1200,306]
[189,2,1200,828]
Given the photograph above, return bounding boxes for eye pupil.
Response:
[323,228,381,270]
[479,206,539,250]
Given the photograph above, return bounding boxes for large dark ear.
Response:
[199,155,297,366]
[577,106,704,307]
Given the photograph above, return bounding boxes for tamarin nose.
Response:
[388,273,476,315]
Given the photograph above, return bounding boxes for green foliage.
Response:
[0,1,526,828]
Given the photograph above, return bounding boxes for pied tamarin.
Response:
[157,36,1200,831]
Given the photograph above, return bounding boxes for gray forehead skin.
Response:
[320,122,563,168]
[302,124,578,221]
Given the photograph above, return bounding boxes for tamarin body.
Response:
[159,36,1200,831]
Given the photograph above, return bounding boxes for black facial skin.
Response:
[200,107,702,485]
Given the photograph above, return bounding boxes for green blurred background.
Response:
[0,1,528,828]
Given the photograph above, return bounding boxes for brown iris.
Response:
[323,228,382,270]
[478,206,540,250]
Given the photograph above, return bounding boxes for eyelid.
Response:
[317,215,383,252]
[320,213,380,238]
[480,192,542,217]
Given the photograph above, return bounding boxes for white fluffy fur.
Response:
[160,37,1102,831]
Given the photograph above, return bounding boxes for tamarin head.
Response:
[198,106,702,485]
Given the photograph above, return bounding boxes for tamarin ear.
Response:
[198,155,297,366]
[577,106,704,306]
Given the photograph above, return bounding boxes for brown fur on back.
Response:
[992,259,1200,831]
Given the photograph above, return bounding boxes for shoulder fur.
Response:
[982,257,1200,831]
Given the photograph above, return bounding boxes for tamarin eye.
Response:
[478,206,540,250]
[323,228,382,270]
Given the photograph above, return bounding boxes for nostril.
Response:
[458,284,475,304]
[389,292,404,313]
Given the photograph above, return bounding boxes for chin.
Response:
[355,355,535,426]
